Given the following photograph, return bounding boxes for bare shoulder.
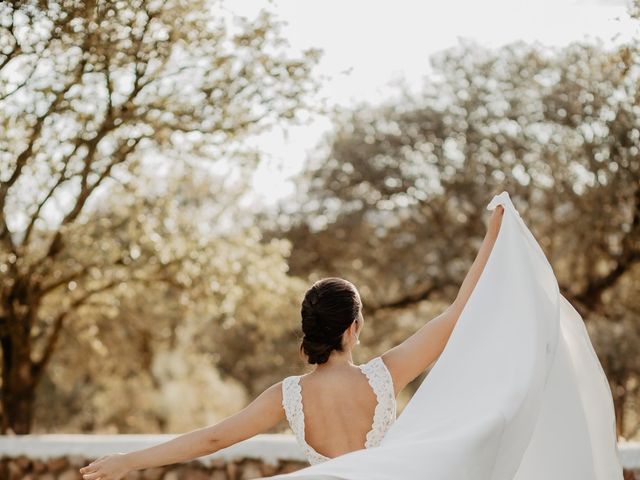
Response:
[380,351,405,398]
[239,379,285,422]
[258,380,285,404]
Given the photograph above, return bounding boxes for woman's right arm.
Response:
[381,205,504,396]
[79,382,285,480]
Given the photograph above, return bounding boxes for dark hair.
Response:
[299,277,362,365]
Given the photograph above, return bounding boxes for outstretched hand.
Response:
[79,453,131,480]
[487,204,504,233]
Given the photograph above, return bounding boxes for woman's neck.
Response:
[314,349,355,370]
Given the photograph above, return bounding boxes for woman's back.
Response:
[282,356,396,464]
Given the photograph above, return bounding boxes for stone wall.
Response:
[1,454,309,480]
[1,434,639,479]
[1,434,309,480]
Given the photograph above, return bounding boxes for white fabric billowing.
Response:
[281,356,397,465]
[262,191,623,480]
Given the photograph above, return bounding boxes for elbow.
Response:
[204,434,223,456]
[447,302,463,321]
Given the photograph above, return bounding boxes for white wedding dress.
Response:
[262,191,623,480]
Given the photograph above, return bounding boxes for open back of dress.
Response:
[262,191,623,480]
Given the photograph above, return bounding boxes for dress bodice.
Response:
[281,355,397,465]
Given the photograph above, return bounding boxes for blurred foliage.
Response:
[265,39,640,438]
[0,0,320,433]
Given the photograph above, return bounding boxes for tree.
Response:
[30,169,309,433]
[0,0,321,433]
[267,40,640,437]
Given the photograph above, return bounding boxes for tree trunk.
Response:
[1,317,37,434]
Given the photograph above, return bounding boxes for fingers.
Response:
[79,458,104,477]
[81,471,104,480]
[79,465,96,474]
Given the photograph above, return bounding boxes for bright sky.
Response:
[225,0,636,206]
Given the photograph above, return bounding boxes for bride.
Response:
[80,192,622,480]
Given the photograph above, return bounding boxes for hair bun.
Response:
[301,335,336,364]
[299,278,362,365]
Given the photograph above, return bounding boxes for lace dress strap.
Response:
[281,375,331,465]
[357,356,397,448]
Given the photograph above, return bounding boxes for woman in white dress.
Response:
[264,192,622,480]
[81,192,622,480]
[79,202,504,480]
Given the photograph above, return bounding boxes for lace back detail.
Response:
[358,356,397,448]
[281,375,331,465]
[281,356,396,465]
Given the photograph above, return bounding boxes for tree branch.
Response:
[365,281,452,313]
[0,51,40,102]
[34,134,145,267]
[31,279,123,381]
[2,56,85,191]
[0,7,21,72]
[22,161,75,247]
[573,186,640,311]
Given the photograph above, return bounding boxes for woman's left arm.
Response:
[80,381,285,480]
[381,205,504,394]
